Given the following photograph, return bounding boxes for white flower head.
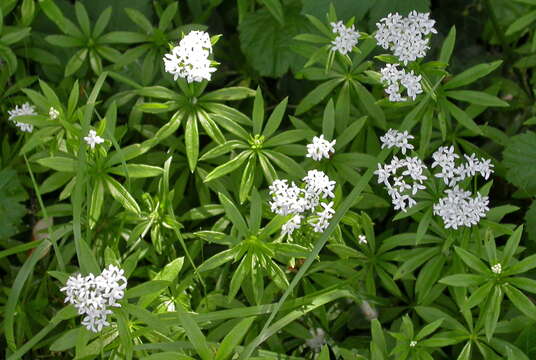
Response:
[433,186,490,229]
[431,147,494,187]
[269,170,337,237]
[330,21,360,55]
[61,265,127,333]
[358,234,367,244]
[375,11,437,65]
[8,102,36,133]
[374,152,428,212]
[305,328,326,352]
[380,128,415,154]
[49,107,60,120]
[84,130,104,149]
[410,340,418,348]
[491,263,502,274]
[380,64,423,102]
[163,30,217,83]
[306,135,336,161]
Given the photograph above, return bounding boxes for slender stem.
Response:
[23,154,65,271]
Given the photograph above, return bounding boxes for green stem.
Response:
[23,154,65,271]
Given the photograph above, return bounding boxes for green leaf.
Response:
[125,280,170,299]
[218,193,249,236]
[0,168,27,239]
[36,156,77,172]
[439,26,456,64]
[506,10,536,35]
[352,81,386,129]
[198,248,238,272]
[105,176,141,214]
[4,241,51,350]
[454,246,489,274]
[65,49,88,77]
[484,286,502,341]
[445,90,509,107]
[239,4,312,77]
[108,164,164,178]
[444,61,502,90]
[445,100,482,135]
[506,254,536,275]
[228,254,251,300]
[322,99,335,140]
[201,87,255,101]
[296,78,342,115]
[259,0,284,24]
[416,319,443,340]
[100,31,147,44]
[439,274,486,287]
[204,151,251,183]
[124,7,153,33]
[75,2,91,36]
[463,281,494,310]
[301,0,375,22]
[239,157,256,204]
[158,2,178,31]
[263,97,288,138]
[503,132,536,195]
[92,6,112,38]
[215,316,256,360]
[252,87,265,135]
[394,247,438,280]
[176,307,213,360]
[185,114,199,172]
[503,226,523,266]
[504,284,536,321]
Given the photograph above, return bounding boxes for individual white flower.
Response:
[491,263,502,274]
[282,215,302,235]
[380,129,415,154]
[375,11,437,65]
[49,107,60,120]
[8,102,36,133]
[330,21,360,55]
[358,234,367,244]
[305,328,326,352]
[306,135,336,161]
[60,265,127,333]
[84,130,104,149]
[163,30,217,83]
[380,64,423,102]
[311,201,335,232]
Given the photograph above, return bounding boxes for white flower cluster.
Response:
[375,11,437,65]
[433,186,490,230]
[84,130,104,149]
[380,64,423,102]
[61,265,127,333]
[8,102,36,133]
[375,155,427,212]
[163,30,217,83]
[330,21,360,55]
[431,146,493,229]
[49,107,60,120]
[306,135,336,161]
[269,170,336,235]
[305,328,327,352]
[491,263,502,274]
[380,128,414,154]
[431,146,494,187]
